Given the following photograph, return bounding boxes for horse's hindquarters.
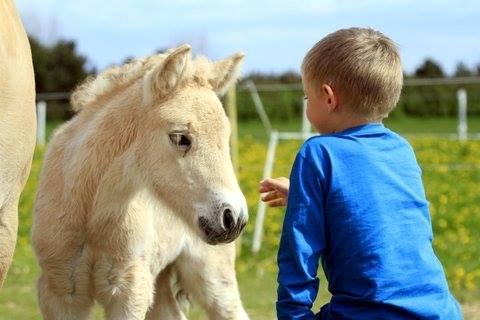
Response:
[0,0,36,288]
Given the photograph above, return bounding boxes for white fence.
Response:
[35,78,480,146]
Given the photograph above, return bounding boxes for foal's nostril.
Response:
[222,208,235,231]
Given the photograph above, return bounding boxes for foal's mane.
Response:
[70,53,167,112]
[71,48,220,113]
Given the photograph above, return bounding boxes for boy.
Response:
[260,28,462,319]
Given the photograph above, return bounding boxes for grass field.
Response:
[1,118,480,319]
[239,116,480,140]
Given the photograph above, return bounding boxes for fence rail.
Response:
[34,77,480,146]
[237,77,480,92]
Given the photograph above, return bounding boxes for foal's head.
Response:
[138,45,247,245]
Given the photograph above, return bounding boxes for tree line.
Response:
[30,35,480,94]
[30,36,480,120]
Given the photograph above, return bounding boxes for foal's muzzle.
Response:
[199,203,247,245]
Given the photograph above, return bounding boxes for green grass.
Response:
[384,116,480,134]
[1,118,480,319]
[239,116,480,140]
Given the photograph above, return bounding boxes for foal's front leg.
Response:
[145,264,187,320]
[176,242,249,320]
[94,256,154,320]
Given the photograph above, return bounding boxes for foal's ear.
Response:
[144,44,191,104]
[210,52,245,96]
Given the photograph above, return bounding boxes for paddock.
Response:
[1,78,480,318]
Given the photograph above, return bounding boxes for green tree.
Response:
[454,62,473,77]
[414,58,445,78]
[29,35,91,93]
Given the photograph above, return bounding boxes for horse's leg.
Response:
[145,265,187,320]
[0,196,18,288]
[176,242,249,320]
[37,270,93,320]
[95,258,154,320]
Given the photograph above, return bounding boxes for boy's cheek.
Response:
[306,106,323,132]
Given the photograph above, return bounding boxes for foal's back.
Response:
[32,83,141,256]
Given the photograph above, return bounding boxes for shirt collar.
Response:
[335,122,385,135]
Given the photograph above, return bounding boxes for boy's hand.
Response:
[259,177,290,207]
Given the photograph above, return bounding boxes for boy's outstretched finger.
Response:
[259,177,289,192]
[262,178,281,187]
[259,183,274,193]
[259,178,277,192]
[266,198,286,207]
[261,190,281,202]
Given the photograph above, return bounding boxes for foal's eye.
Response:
[169,132,192,152]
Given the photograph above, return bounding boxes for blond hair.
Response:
[302,28,403,119]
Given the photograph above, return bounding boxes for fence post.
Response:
[246,80,272,135]
[226,84,242,255]
[252,130,279,253]
[226,85,239,173]
[36,100,47,146]
[457,88,467,141]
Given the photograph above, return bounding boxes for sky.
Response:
[16,0,480,76]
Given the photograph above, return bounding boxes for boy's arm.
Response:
[277,153,327,320]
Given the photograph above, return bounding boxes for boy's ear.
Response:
[322,84,338,112]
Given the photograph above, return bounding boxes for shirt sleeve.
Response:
[277,152,327,320]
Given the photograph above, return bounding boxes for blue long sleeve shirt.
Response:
[277,123,462,320]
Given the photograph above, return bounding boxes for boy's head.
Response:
[302,28,403,127]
